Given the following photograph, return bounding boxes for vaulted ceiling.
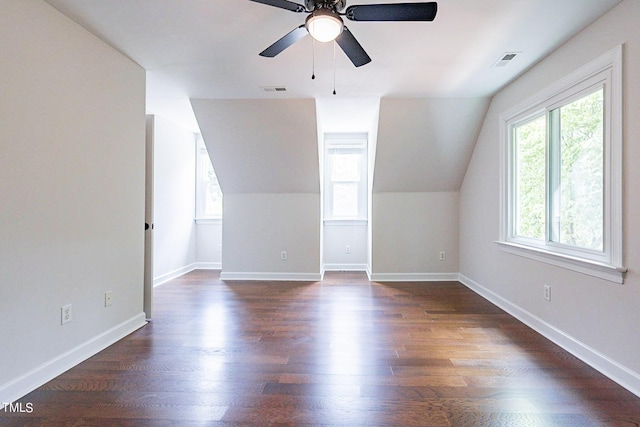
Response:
[44,0,621,193]
[45,0,620,128]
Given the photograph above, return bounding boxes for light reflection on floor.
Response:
[314,285,377,424]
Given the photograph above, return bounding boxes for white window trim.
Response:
[195,218,222,225]
[323,219,368,226]
[498,45,625,284]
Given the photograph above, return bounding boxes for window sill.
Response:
[323,219,368,226]
[195,218,222,225]
[495,241,626,284]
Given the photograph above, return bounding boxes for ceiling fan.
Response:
[249,0,438,67]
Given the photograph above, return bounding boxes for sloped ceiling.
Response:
[43,0,622,194]
[374,98,490,192]
[44,0,622,131]
[191,99,319,194]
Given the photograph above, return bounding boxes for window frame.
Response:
[323,133,368,222]
[498,45,625,283]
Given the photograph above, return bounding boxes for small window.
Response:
[499,46,624,283]
[196,136,223,220]
[324,134,367,221]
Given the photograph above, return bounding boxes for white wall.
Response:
[371,192,459,280]
[323,223,368,271]
[459,0,640,395]
[150,115,198,284]
[369,98,485,280]
[196,221,223,269]
[0,0,146,402]
[221,193,321,280]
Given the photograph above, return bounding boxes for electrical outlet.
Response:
[439,251,446,261]
[345,245,351,254]
[61,304,72,325]
[105,291,113,307]
[544,285,551,301]
[281,250,287,261]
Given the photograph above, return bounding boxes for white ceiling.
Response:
[45,0,621,131]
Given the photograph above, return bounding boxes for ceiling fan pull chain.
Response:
[333,40,337,95]
[311,38,316,80]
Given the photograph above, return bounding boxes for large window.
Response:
[500,46,624,283]
[196,136,223,221]
[324,134,368,221]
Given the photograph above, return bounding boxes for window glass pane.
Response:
[197,144,223,218]
[332,183,358,217]
[553,89,604,250]
[200,150,212,181]
[204,174,223,217]
[514,115,546,240]
[331,153,361,182]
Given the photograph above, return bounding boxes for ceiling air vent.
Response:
[492,52,520,68]
[261,86,287,92]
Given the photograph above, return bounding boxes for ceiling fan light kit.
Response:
[305,9,344,42]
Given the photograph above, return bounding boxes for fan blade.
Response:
[248,0,305,13]
[259,25,308,57]
[345,2,437,21]
[335,27,371,67]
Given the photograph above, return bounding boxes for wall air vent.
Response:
[492,52,520,68]
[261,86,287,92]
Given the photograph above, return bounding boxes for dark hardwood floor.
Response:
[3,270,640,426]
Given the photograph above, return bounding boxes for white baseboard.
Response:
[0,313,147,405]
[220,271,322,282]
[458,273,640,399]
[154,263,222,287]
[153,263,196,287]
[195,262,221,270]
[369,272,460,282]
[322,263,369,272]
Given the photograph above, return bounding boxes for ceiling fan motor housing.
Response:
[305,0,347,12]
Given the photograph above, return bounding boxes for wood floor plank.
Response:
[3,270,640,426]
